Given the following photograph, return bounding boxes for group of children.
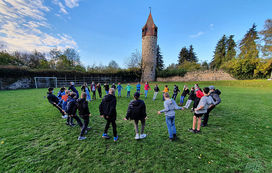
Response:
[47,82,221,141]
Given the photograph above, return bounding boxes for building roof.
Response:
[142,12,158,37]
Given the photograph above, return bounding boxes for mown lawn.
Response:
[0,80,271,172]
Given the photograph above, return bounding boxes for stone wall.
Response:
[156,70,235,82]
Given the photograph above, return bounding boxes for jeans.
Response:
[144,90,148,98]
[166,116,176,139]
[118,90,121,97]
[62,101,67,111]
[104,119,117,137]
[153,92,158,100]
[80,115,89,136]
[134,119,145,134]
[180,96,185,104]
[172,93,177,100]
[137,89,140,93]
[127,91,130,97]
[184,100,193,109]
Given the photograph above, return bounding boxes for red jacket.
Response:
[196,89,204,98]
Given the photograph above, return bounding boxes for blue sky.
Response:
[0,0,271,68]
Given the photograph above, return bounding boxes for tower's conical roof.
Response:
[142,12,158,37]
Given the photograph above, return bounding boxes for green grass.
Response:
[0,80,271,172]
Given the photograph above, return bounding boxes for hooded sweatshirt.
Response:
[126,99,147,120]
[99,94,117,120]
[47,92,59,104]
[160,99,182,117]
[77,98,90,116]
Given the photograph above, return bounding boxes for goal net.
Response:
[34,77,57,89]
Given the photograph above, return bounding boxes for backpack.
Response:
[215,89,221,95]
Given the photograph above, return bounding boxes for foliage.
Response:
[210,35,227,69]
[157,68,186,78]
[225,35,237,61]
[125,49,142,69]
[259,19,272,58]
[156,45,164,71]
[201,61,209,70]
[178,45,197,65]
[0,51,24,66]
[177,61,201,72]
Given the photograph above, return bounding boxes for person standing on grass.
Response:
[124,92,147,140]
[183,87,195,109]
[77,92,91,140]
[136,82,141,93]
[153,84,160,101]
[104,83,110,95]
[57,87,66,106]
[81,83,91,101]
[188,87,215,133]
[117,83,123,97]
[62,90,70,113]
[97,83,102,98]
[125,84,133,98]
[66,92,83,128]
[201,86,221,127]
[162,85,169,101]
[99,88,118,142]
[47,87,67,119]
[90,81,96,100]
[144,82,151,98]
[68,82,79,98]
[111,83,116,90]
[179,85,189,106]
[158,92,183,141]
[192,85,204,111]
[172,85,180,101]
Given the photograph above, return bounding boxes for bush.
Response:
[157,69,187,78]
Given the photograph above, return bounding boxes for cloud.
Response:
[190,31,204,38]
[209,24,214,30]
[0,0,77,53]
[65,0,80,8]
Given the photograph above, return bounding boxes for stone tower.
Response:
[141,11,158,82]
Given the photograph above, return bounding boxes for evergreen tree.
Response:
[178,47,189,64]
[156,45,164,71]
[225,35,236,61]
[260,19,272,58]
[239,24,259,59]
[210,35,227,69]
[188,45,197,62]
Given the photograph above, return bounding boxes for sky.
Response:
[0,0,271,68]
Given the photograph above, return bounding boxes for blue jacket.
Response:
[136,84,141,90]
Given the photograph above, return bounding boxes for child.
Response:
[179,85,189,106]
[111,83,116,89]
[47,87,67,119]
[104,83,109,95]
[153,84,160,101]
[116,83,123,97]
[158,92,183,141]
[136,82,141,93]
[78,92,91,140]
[144,82,150,98]
[125,84,133,98]
[188,87,215,133]
[97,83,102,98]
[193,85,204,111]
[99,88,118,142]
[124,92,147,140]
[68,82,79,98]
[81,83,91,101]
[57,87,66,102]
[184,87,195,109]
[90,82,96,100]
[162,85,169,101]
[67,92,83,128]
[172,85,180,101]
[62,90,70,113]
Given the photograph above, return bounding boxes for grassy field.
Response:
[0,80,271,172]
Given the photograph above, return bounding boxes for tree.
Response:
[225,35,236,61]
[239,24,259,59]
[125,49,142,69]
[201,61,209,70]
[210,35,227,69]
[156,45,164,71]
[108,60,120,71]
[0,51,24,66]
[63,48,80,66]
[188,45,197,62]
[260,19,272,58]
[178,47,189,65]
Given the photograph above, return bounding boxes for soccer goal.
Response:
[34,77,57,89]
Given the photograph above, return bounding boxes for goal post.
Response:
[34,77,57,89]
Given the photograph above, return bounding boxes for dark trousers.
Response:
[172,93,177,100]
[193,97,201,109]
[80,115,89,136]
[69,114,83,127]
[92,91,96,99]
[98,90,102,98]
[52,103,65,116]
[104,119,117,137]
[134,119,145,134]
[202,105,215,126]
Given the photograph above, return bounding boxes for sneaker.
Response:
[195,130,201,133]
[78,136,87,140]
[188,128,196,133]
[114,136,118,142]
[140,134,147,139]
[135,133,140,140]
[169,138,174,141]
[102,133,110,139]
[66,122,70,126]
[62,115,68,119]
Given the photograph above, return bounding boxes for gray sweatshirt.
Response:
[160,99,182,117]
[195,96,215,114]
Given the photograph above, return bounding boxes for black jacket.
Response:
[154,86,160,92]
[126,99,147,120]
[104,84,109,91]
[181,88,190,96]
[81,86,90,92]
[77,98,90,116]
[47,93,59,104]
[188,90,195,100]
[67,98,78,115]
[99,94,117,120]
[173,86,180,94]
[111,84,116,89]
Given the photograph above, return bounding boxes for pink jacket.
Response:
[144,84,150,90]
